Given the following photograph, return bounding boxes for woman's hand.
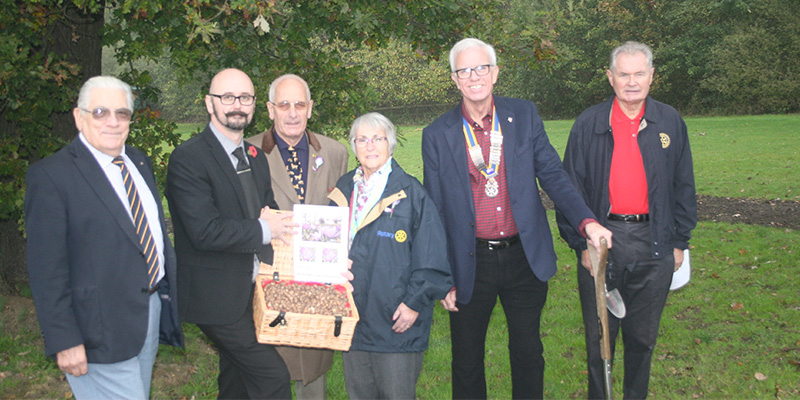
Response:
[340,259,354,292]
[391,302,419,333]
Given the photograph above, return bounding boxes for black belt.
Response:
[143,283,161,295]
[608,213,649,223]
[476,235,520,250]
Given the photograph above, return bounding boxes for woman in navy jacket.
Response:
[328,112,452,400]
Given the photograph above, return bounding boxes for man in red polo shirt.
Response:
[423,37,613,399]
[557,41,697,399]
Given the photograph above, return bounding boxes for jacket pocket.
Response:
[72,286,103,349]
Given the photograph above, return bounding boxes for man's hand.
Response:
[260,207,298,245]
[585,222,613,253]
[673,248,684,272]
[391,302,419,334]
[440,288,459,312]
[57,344,88,377]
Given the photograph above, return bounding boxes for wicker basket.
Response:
[253,227,359,351]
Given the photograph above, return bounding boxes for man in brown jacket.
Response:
[246,74,348,399]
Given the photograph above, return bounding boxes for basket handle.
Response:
[334,316,342,337]
[269,310,286,327]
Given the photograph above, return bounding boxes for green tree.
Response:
[0,0,497,292]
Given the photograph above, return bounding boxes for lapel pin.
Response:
[312,156,324,171]
[508,117,513,123]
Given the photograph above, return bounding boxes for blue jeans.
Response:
[66,292,161,399]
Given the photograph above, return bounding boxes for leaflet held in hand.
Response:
[291,204,350,284]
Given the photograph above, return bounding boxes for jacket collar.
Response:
[594,95,659,135]
[328,159,408,235]
[260,126,322,154]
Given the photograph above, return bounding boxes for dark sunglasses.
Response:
[80,107,133,121]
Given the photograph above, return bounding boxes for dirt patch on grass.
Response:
[697,195,800,230]
[541,192,800,231]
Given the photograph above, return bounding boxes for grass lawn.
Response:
[1,114,798,398]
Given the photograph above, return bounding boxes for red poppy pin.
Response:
[248,145,257,158]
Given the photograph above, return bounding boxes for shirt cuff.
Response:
[258,219,271,244]
[579,218,599,239]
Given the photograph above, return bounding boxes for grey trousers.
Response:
[342,350,424,400]
[294,375,326,400]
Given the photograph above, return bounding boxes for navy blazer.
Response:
[166,126,278,325]
[422,96,596,304]
[25,138,183,363]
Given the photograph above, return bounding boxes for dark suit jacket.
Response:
[246,127,349,210]
[166,125,278,325]
[422,96,597,304]
[25,138,183,363]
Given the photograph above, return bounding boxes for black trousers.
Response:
[450,240,548,399]
[198,285,291,400]
[578,220,673,399]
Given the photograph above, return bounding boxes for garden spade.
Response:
[605,286,626,319]
[588,237,614,400]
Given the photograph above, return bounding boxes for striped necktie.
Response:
[112,156,159,288]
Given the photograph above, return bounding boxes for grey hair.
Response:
[449,38,497,72]
[609,41,654,72]
[268,74,311,103]
[77,76,134,110]
[349,112,397,154]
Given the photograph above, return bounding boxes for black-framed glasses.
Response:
[80,107,133,121]
[354,136,388,148]
[454,64,494,79]
[270,101,309,111]
[209,93,256,106]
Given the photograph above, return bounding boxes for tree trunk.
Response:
[0,3,104,294]
[48,2,105,142]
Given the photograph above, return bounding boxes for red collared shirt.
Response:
[461,101,519,239]
[609,98,649,214]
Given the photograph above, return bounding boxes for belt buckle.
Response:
[487,240,506,250]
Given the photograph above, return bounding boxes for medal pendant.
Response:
[485,178,499,197]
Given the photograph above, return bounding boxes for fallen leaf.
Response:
[739,248,746,255]
[712,273,720,279]
[755,372,767,381]
[694,338,702,344]
[731,302,744,310]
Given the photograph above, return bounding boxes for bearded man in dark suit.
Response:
[166,68,296,399]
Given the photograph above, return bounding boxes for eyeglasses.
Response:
[354,136,388,148]
[209,93,256,106]
[453,64,494,79]
[270,101,309,111]
[80,107,133,122]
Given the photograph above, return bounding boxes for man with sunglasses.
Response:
[422,38,613,399]
[166,68,296,399]
[25,76,183,398]
[245,74,348,399]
